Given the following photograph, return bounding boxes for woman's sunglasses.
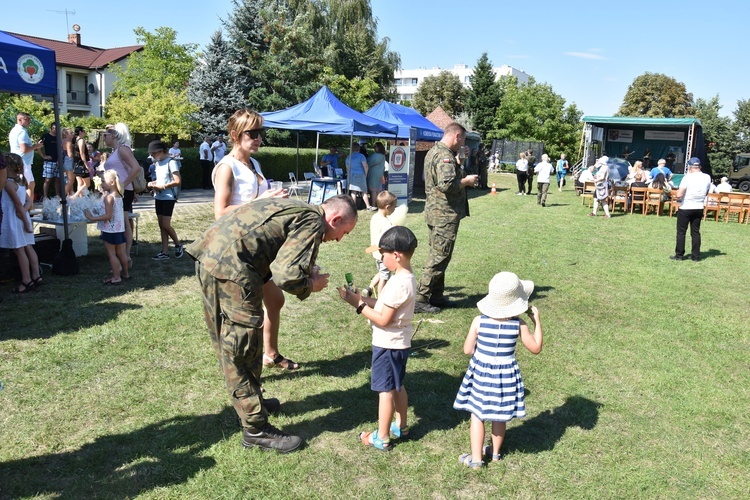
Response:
[242,128,265,140]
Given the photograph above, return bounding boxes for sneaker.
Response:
[414,300,440,314]
[174,244,184,259]
[367,206,378,211]
[152,252,169,261]
[242,423,303,453]
[669,255,684,261]
[542,202,546,207]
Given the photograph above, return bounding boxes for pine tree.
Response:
[466,53,501,138]
[187,30,247,134]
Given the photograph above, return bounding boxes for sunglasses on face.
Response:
[241,128,265,140]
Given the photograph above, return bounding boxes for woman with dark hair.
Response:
[73,126,91,195]
[650,173,672,202]
[366,142,387,206]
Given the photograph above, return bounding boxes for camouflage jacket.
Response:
[187,198,324,300]
[423,141,470,225]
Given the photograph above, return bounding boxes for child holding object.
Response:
[453,272,543,468]
[0,153,41,293]
[338,226,417,451]
[362,190,408,298]
[84,170,129,285]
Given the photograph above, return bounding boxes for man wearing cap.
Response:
[651,159,673,182]
[671,157,711,262]
[415,122,478,313]
[187,195,358,453]
[147,140,184,261]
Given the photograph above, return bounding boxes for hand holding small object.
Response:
[310,267,330,292]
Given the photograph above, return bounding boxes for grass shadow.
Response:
[0,407,237,499]
[503,395,602,454]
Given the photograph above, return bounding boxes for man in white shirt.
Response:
[9,112,43,198]
[534,154,555,207]
[212,135,227,165]
[199,136,214,189]
[671,157,712,262]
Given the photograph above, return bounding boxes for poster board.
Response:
[307,178,342,205]
[388,128,416,205]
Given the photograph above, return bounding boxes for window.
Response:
[394,78,402,85]
[411,78,418,85]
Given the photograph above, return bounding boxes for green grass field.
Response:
[1,173,748,498]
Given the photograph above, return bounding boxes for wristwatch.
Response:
[356,302,366,314]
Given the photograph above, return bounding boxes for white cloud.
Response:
[565,51,607,60]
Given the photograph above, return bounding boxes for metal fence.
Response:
[489,139,545,165]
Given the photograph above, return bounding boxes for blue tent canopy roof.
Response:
[364,100,443,141]
[261,86,398,137]
[0,30,57,95]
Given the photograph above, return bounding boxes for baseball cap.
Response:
[365,226,417,254]
[596,156,609,165]
[687,157,701,167]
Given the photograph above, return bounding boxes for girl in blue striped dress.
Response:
[453,272,543,468]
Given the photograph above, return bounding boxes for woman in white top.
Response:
[168,141,181,159]
[212,109,297,370]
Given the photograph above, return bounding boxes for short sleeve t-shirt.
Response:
[679,171,712,210]
[370,271,415,350]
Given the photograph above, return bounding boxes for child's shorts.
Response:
[376,259,391,282]
[371,346,409,392]
[100,231,126,245]
[155,199,176,217]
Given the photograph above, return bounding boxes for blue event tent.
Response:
[261,86,398,137]
[364,100,443,141]
[1,31,75,245]
[0,31,57,95]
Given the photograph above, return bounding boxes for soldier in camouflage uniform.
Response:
[187,195,357,453]
[415,123,479,314]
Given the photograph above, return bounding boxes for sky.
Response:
[3,0,746,118]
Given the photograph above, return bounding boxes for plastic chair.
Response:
[645,188,663,215]
[288,172,302,198]
[629,186,648,215]
[304,172,316,182]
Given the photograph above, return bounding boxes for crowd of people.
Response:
[3,108,726,467]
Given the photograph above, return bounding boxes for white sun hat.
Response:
[476,272,534,319]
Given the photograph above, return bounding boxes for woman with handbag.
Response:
[102,123,140,263]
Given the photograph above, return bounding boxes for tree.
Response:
[320,68,380,111]
[412,71,465,117]
[618,72,695,117]
[466,53,501,138]
[694,96,734,176]
[489,77,582,161]
[187,30,247,134]
[246,2,324,112]
[733,99,750,153]
[0,95,53,150]
[107,27,198,137]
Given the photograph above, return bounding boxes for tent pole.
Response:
[54,94,70,240]
[348,134,353,195]
[296,132,300,179]
[315,133,320,175]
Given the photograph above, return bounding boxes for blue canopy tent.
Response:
[261,86,399,178]
[1,31,76,271]
[364,100,443,141]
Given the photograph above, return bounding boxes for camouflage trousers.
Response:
[196,262,267,431]
[416,221,459,302]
